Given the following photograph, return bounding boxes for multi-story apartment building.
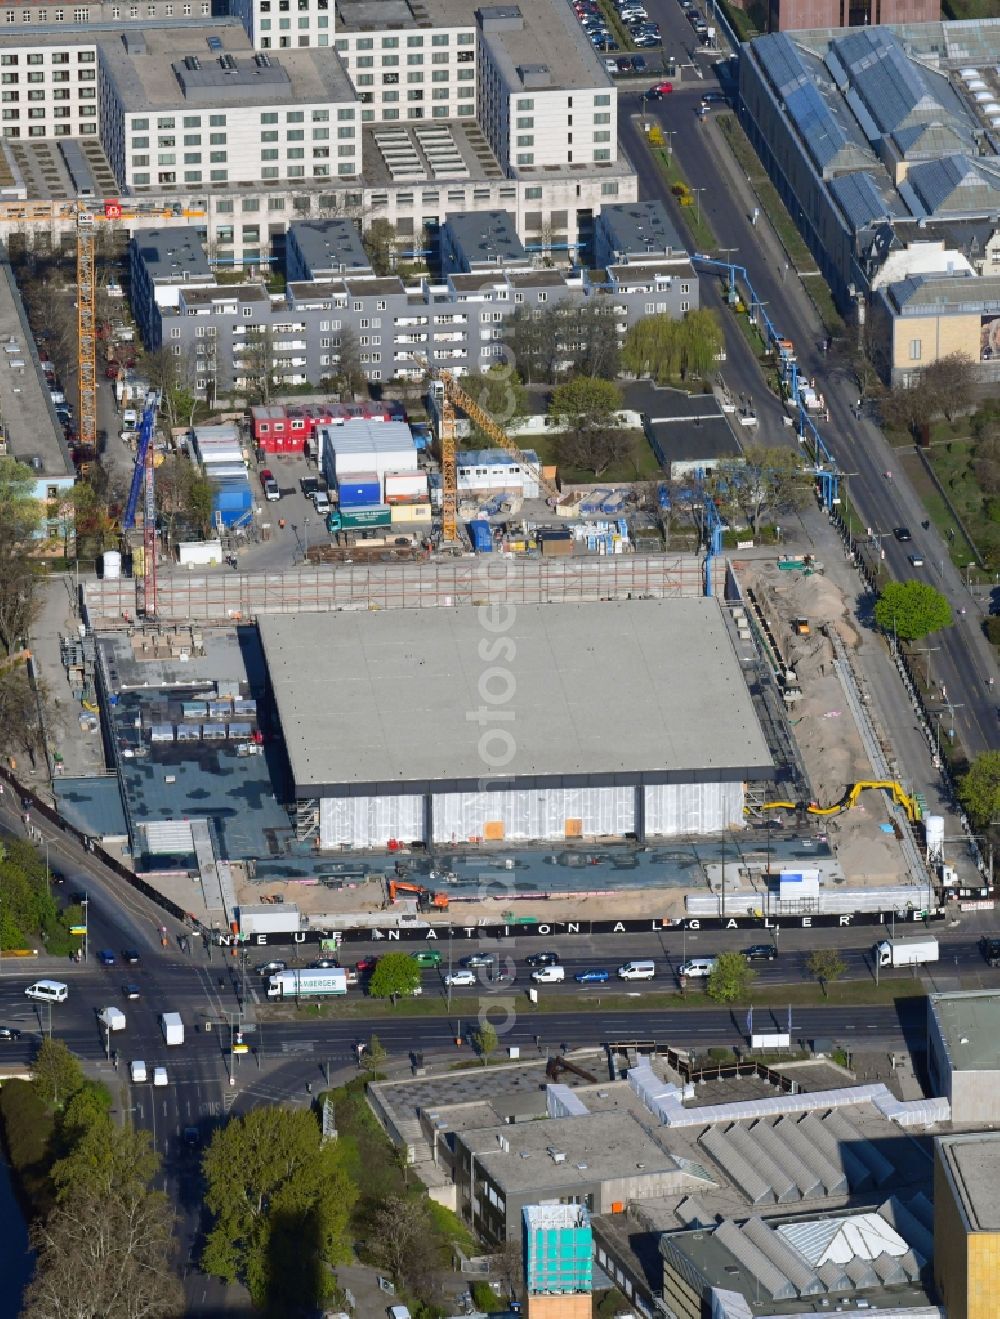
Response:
[131,205,698,391]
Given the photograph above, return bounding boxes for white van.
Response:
[618,960,655,981]
[530,965,565,983]
[130,1059,147,1083]
[25,980,68,1003]
[679,957,717,979]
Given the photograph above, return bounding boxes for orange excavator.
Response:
[387,879,450,910]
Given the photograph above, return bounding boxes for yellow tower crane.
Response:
[74,200,206,454]
[407,353,560,543]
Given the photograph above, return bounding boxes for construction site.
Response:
[49,545,939,938]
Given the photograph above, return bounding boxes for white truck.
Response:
[160,1011,185,1045]
[874,936,939,969]
[98,1006,126,1032]
[237,904,303,937]
[267,968,347,999]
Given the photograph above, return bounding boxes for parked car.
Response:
[981,936,1000,967]
[743,944,777,961]
[443,969,476,987]
[153,1066,168,1087]
[574,968,610,984]
[525,951,560,968]
[630,54,647,71]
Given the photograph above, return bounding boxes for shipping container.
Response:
[178,540,223,567]
[390,501,431,525]
[338,471,382,507]
[238,905,303,936]
[327,504,392,531]
[384,470,428,501]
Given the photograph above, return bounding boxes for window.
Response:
[431,31,447,44]
[601,181,618,196]
[132,117,148,129]
[594,148,610,161]
[183,133,201,146]
[517,98,533,110]
[382,35,398,46]
[516,152,533,165]
[157,117,175,128]
[287,110,304,122]
[209,113,225,127]
[26,53,41,64]
[287,128,304,140]
[184,169,201,182]
[680,282,689,294]
[184,151,201,164]
[516,116,533,129]
[537,291,547,303]
[595,93,610,105]
[408,53,423,65]
[209,131,226,145]
[594,112,610,124]
[431,50,447,63]
[407,33,422,45]
[210,168,227,182]
[516,134,532,147]
[594,131,610,142]
[261,112,278,124]
[312,108,329,121]
[680,300,690,312]
[261,130,278,142]
[909,339,922,361]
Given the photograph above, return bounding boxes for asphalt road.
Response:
[620,76,999,755]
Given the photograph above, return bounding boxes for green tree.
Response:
[549,376,626,477]
[705,445,809,533]
[473,1019,499,1067]
[874,580,953,641]
[32,1037,84,1110]
[363,218,398,276]
[705,951,754,1003]
[622,309,724,384]
[361,1032,387,1076]
[201,1106,356,1310]
[334,326,367,399]
[368,952,421,999]
[502,304,561,384]
[807,948,847,996]
[0,837,64,951]
[144,344,198,431]
[958,751,1000,831]
[0,456,44,652]
[457,368,529,440]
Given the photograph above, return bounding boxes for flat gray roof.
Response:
[599,200,687,260]
[258,598,774,795]
[131,226,213,283]
[288,218,373,278]
[0,244,73,479]
[939,1133,1000,1232]
[98,24,355,110]
[445,209,527,269]
[461,1111,678,1193]
[930,989,1000,1072]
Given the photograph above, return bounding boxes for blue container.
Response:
[467,519,493,553]
[339,478,382,508]
[212,478,253,527]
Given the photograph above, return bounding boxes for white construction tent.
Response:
[259,599,774,849]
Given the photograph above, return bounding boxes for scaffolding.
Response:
[82,554,725,629]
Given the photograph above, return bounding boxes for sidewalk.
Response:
[33,573,107,784]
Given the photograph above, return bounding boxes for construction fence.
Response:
[83,553,722,628]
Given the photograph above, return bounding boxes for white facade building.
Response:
[97,28,360,190]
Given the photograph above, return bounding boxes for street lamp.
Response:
[692,186,706,227]
[81,893,89,963]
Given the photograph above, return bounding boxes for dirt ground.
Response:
[742,560,904,885]
[234,868,692,926]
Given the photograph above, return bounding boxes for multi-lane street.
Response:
[616,57,999,754]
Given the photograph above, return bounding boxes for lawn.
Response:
[264,980,927,1027]
[715,114,843,338]
[924,440,999,571]
[646,142,717,253]
[530,428,663,483]
[898,449,980,571]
